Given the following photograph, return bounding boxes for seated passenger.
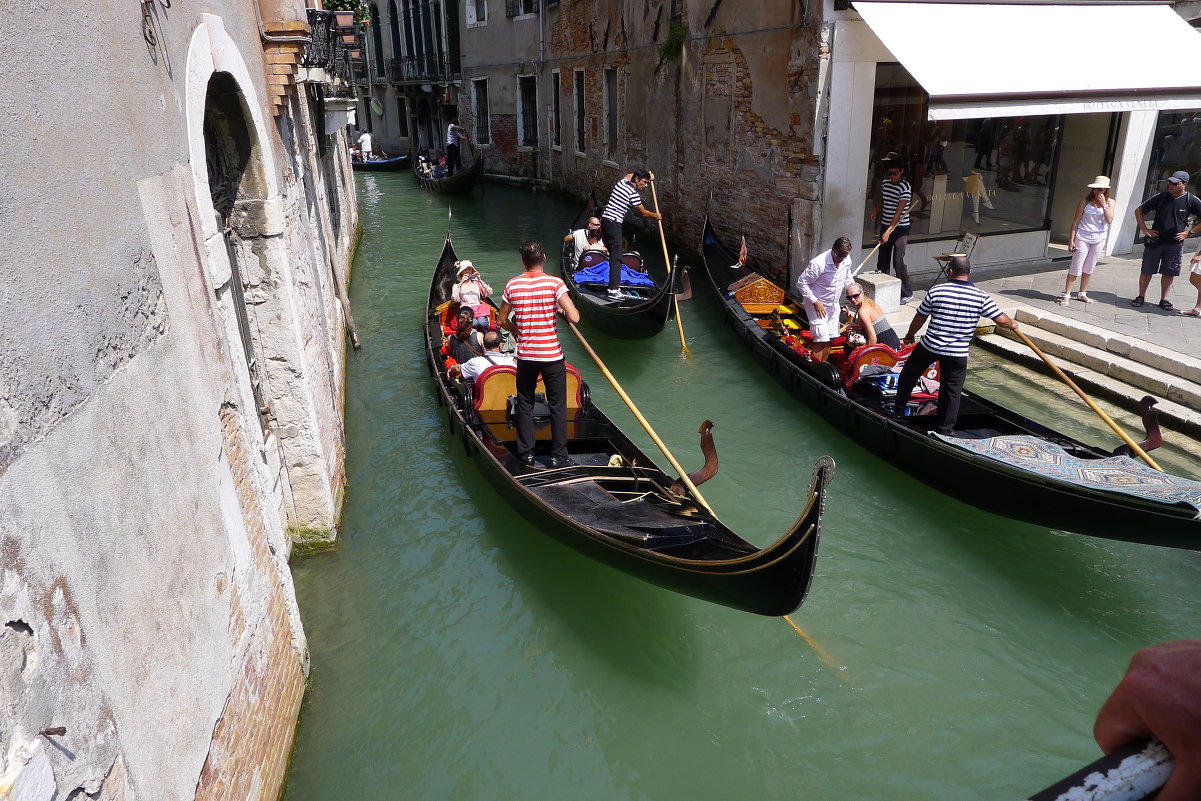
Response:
[845,283,901,349]
[563,216,607,267]
[451,259,494,332]
[452,330,515,383]
[443,306,486,366]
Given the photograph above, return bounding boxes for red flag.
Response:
[738,236,748,267]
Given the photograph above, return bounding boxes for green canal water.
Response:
[281,175,1200,800]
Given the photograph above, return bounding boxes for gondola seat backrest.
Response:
[472,363,584,413]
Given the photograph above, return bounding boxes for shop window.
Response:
[864,63,1061,245]
[1143,110,1201,199]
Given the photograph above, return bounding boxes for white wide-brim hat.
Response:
[1087,175,1111,189]
[456,259,475,276]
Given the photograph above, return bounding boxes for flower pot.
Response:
[332,10,355,28]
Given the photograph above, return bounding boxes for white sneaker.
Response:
[606,289,623,298]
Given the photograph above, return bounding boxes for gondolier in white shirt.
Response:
[600,169,662,299]
[356,129,374,161]
[446,118,469,176]
[894,256,1018,434]
[796,237,854,363]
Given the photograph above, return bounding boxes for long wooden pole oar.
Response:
[648,174,688,351]
[568,321,711,513]
[1025,738,1171,801]
[1013,329,1163,472]
[850,240,884,278]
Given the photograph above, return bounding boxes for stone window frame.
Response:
[551,69,562,151]
[517,74,538,148]
[573,68,586,157]
[467,0,487,27]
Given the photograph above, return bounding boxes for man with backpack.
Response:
[1132,170,1201,310]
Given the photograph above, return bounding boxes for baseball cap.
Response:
[1169,170,1190,185]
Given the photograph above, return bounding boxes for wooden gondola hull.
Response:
[414,157,483,194]
[558,191,676,338]
[428,234,831,615]
[701,219,1201,550]
[351,154,412,171]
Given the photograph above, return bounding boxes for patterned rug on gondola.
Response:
[935,434,1201,514]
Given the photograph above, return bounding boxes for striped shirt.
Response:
[602,178,643,223]
[880,178,912,227]
[446,124,461,146]
[916,280,1002,357]
[503,272,568,361]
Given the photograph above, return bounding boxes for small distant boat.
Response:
[414,149,484,195]
[557,191,686,339]
[426,232,833,616]
[351,154,412,172]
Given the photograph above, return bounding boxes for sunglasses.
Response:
[847,293,862,300]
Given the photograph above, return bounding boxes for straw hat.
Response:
[456,259,475,277]
[1087,175,1111,189]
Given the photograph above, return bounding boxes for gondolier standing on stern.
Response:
[893,256,1018,434]
[446,118,469,176]
[499,241,581,469]
[601,169,662,299]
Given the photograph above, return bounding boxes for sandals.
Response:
[1160,299,1174,311]
[1179,308,1201,318]
[1131,295,1145,307]
[1057,293,1071,307]
[1076,293,1096,304]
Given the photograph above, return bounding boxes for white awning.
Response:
[854,1,1201,120]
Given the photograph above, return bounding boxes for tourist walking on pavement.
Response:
[446,118,469,176]
[498,241,580,469]
[894,256,1018,434]
[796,237,855,363]
[1060,176,1115,306]
[1132,170,1201,310]
[870,160,914,304]
[600,169,661,299]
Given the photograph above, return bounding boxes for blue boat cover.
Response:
[935,434,1201,514]
[573,261,657,288]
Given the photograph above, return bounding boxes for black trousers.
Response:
[600,218,624,289]
[515,358,569,459]
[877,224,911,296]
[447,143,462,175]
[893,341,968,434]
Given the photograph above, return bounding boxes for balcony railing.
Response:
[387,55,460,84]
[302,9,367,95]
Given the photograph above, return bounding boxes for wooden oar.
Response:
[648,174,688,351]
[1013,329,1163,472]
[850,240,883,278]
[1025,738,1171,801]
[567,321,712,513]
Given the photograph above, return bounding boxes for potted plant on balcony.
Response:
[325,0,370,27]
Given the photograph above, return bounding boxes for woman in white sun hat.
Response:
[1060,175,1115,306]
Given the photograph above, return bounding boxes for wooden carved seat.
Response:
[472,364,585,443]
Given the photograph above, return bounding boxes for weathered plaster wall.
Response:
[0,1,354,798]
[541,0,822,278]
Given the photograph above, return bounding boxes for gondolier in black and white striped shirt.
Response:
[601,169,662,298]
[870,160,914,303]
[893,256,1018,434]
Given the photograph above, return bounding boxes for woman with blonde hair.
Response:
[844,283,901,348]
[1060,176,1115,305]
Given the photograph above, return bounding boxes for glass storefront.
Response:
[1142,109,1201,198]
[864,64,1062,245]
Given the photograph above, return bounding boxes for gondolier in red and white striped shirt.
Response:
[499,241,581,469]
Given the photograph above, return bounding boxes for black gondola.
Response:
[426,233,833,616]
[701,217,1201,550]
[557,191,686,338]
[414,149,484,195]
[351,154,412,172]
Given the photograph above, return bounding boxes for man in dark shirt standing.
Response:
[1133,170,1201,310]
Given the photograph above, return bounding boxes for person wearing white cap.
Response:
[1132,170,1201,310]
[1059,176,1116,306]
[451,259,494,331]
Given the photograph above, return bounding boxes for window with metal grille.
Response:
[473,78,491,144]
[603,67,618,160]
[505,0,537,17]
[551,70,562,149]
[518,75,538,146]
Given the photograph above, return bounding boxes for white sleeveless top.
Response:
[1076,202,1109,244]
